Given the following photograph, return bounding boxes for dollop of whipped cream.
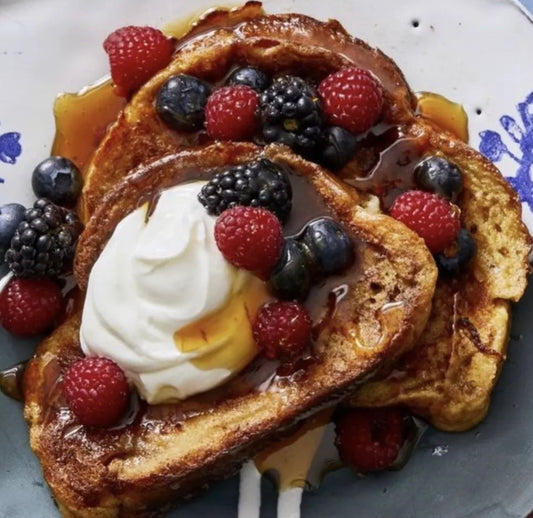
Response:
[80,181,262,404]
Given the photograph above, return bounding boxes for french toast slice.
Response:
[24,142,437,518]
[78,3,416,221]
[75,3,530,430]
[347,119,531,431]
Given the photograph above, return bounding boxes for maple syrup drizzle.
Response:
[416,91,469,143]
[343,300,407,352]
[51,78,126,172]
[0,361,27,401]
[337,92,469,211]
[162,9,212,40]
[254,409,334,490]
[174,277,270,372]
[163,2,265,41]
[338,126,422,210]
[311,284,349,340]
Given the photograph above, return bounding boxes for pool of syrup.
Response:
[0,361,26,401]
[340,125,423,210]
[416,91,469,143]
[337,90,469,211]
[51,78,126,171]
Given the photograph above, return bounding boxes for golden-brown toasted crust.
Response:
[25,143,437,518]
[348,119,532,430]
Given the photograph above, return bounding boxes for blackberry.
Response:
[258,75,325,152]
[4,198,83,278]
[198,158,292,221]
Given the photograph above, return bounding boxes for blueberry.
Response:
[435,228,476,275]
[31,156,82,206]
[155,74,211,132]
[319,126,357,170]
[414,156,463,200]
[0,203,25,263]
[226,67,270,92]
[269,238,311,300]
[301,218,354,275]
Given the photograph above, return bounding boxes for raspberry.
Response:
[390,190,460,253]
[63,357,130,428]
[252,301,312,360]
[214,206,282,278]
[0,277,63,336]
[103,26,174,96]
[205,86,259,140]
[318,67,383,134]
[335,407,407,473]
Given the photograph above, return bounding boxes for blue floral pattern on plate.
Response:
[0,123,22,184]
[479,91,533,210]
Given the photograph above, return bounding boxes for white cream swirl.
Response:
[80,181,258,404]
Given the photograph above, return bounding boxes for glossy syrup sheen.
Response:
[0,361,26,401]
[161,3,264,40]
[173,276,270,371]
[339,125,423,210]
[337,91,468,211]
[347,300,406,350]
[254,408,334,490]
[340,91,469,211]
[51,78,126,171]
[416,91,469,143]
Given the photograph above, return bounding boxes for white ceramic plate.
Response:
[1,1,532,517]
